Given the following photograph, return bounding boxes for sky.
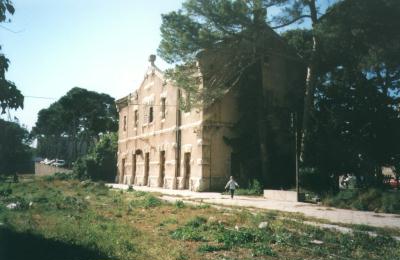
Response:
[0,0,184,130]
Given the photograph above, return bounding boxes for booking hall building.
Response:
[116,33,304,191]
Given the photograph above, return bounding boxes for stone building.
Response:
[116,36,305,191]
[116,54,238,191]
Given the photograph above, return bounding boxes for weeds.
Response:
[175,200,185,208]
[128,193,162,209]
[0,176,399,260]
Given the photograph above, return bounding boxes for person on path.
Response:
[225,176,239,199]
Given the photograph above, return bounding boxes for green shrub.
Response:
[55,195,88,211]
[171,226,206,241]
[197,243,227,252]
[229,179,263,196]
[175,200,185,208]
[73,133,117,182]
[171,216,208,241]
[323,189,400,213]
[143,195,162,208]
[54,172,74,180]
[129,194,162,209]
[251,244,276,257]
[132,191,147,197]
[185,216,207,228]
[215,227,268,247]
[0,187,12,197]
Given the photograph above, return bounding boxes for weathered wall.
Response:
[35,163,72,176]
[116,40,305,191]
[116,63,205,191]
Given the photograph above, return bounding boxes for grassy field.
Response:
[0,175,399,260]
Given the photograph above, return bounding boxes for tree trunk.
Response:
[256,59,270,187]
[252,0,269,187]
[300,0,319,162]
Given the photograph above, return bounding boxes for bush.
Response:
[55,195,88,211]
[185,216,207,228]
[175,200,185,208]
[323,189,400,213]
[54,172,74,180]
[129,194,162,209]
[143,195,162,208]
[73,133,117,182]
[171,216,208,241]
[231,179,263,196]
[0,187,12,197]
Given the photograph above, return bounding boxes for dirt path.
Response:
[107,183,400,230]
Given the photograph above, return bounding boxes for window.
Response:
[134,110,138,127]
[123,116,127,131]
[149,106,154,123]
[161,98,166,119]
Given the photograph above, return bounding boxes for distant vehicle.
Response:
[45,159,55,165]
[389,178,399,189]
[40,158,52,164]
[52,159,66,167]
[40,158,56,165]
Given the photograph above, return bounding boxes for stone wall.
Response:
[35,163,72,176]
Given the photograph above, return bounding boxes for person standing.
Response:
[225,176,239,199]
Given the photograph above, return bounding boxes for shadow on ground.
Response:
[0,226,110,260]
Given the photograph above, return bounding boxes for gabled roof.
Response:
[116,55,165,109]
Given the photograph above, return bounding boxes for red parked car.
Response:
[389,178,400,189]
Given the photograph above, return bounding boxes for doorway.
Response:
[131,154,136,185]
[159,151,165,187]
[121,158,126,184]
[183,152,191,189]
[144,152,149,186]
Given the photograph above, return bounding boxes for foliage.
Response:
[323,189,400,214]
[0,119,32,175]
[281,0,400,189]
[0,0,23,114]
[225,179,263,196]
[174,200,185,209]
[298,167,335,193]
[32,87,118,164]
[0,2,29,174]
[158,0,335,187]
[73,132,117,182]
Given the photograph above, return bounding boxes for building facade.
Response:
[116,55,239,191]
[117,32,305,191]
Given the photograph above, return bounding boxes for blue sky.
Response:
[1,0,184,129]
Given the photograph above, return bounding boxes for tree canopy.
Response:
[283,0,400,189]
[0,0,23,114]
[0,119,32,175]
[158,0,335,187]
[159,0,400,189]
[32,87,118,164]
